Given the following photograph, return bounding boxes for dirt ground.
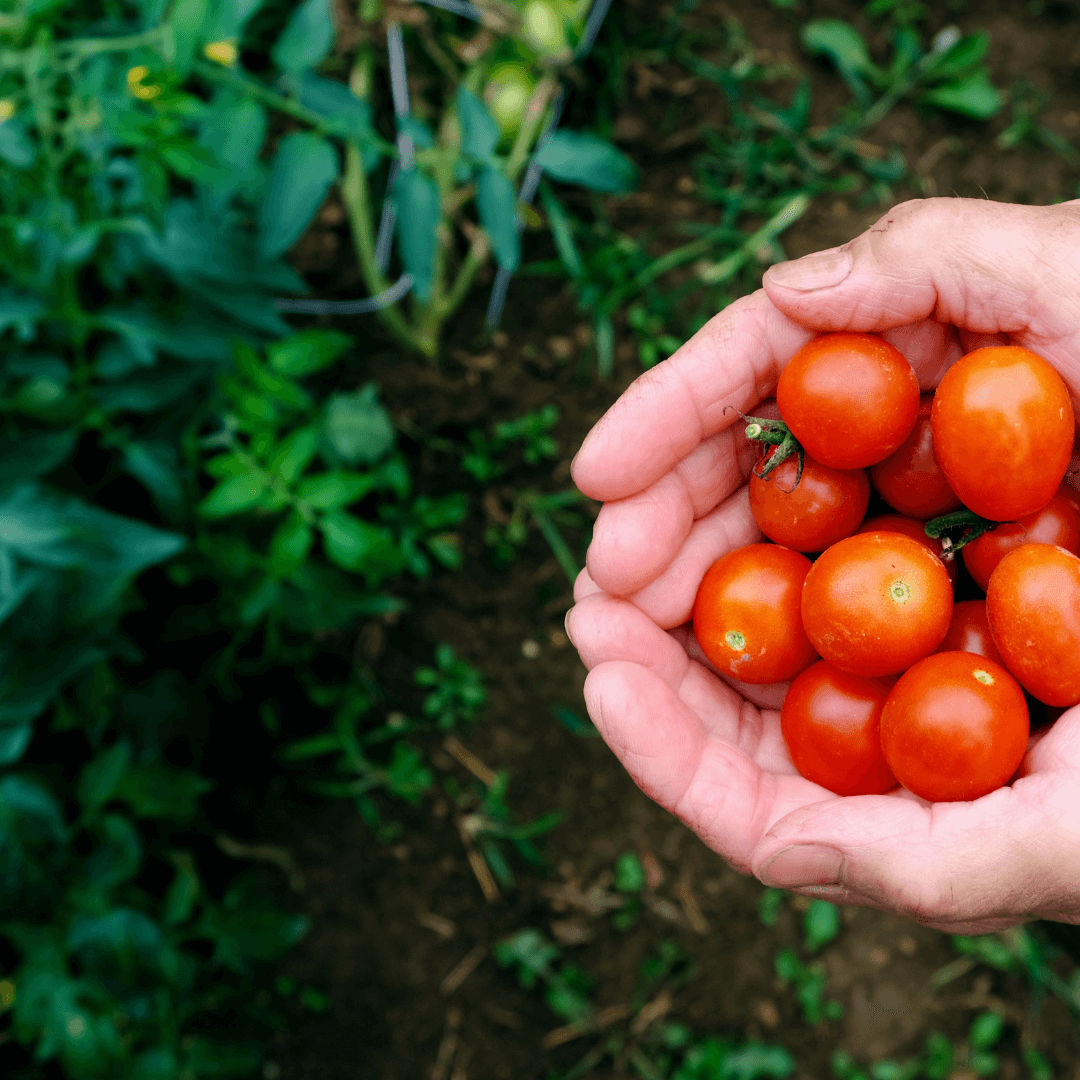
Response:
[226,2,1080,1078]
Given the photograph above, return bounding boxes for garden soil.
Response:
[216,2,1080,1078]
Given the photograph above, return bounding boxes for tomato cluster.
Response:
[692,333,1080,803]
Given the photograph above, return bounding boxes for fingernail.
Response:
[759,845,844,889]
[766,247,852,291]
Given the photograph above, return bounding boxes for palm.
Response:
[568,198,1080,930]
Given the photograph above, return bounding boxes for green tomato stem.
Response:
[923,508,1001,558]
[738,412,804,487]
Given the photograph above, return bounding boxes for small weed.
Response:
[774,947,844,1024]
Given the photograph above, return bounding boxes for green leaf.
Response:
[457,87,500,163]
[132,1048,180,1080]
[123,441,185,518]
[539,183,583,278]
[723,1041,795,1080]
[171,0,209,77]
[477,168,521,272]
[614,851,644,892]
[0,430,74,487]
[84,813,143,890]
[115,764,214,822]
[969,1011,1004,1050]
[271,0,335,73]
[800,19,876,102]
[269,511,314,579]
[199,473,267,517]
[259,132,339,260]
[182,1038,262,1077]
[924,31,991,81]
[394,170,441,300]
[162,854,200,928]
[804,899,841,953]
[297,471,377,510]
[299,72,379,156]
[319,512,397,574]
[920,69,1003,120]
[0,723,32,766]
[267,329,352,378]
[323,385,396,465]
[0,119,36,169]
[76,741,132,814]
[536,131,638,193]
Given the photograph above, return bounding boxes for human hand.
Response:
[565,198,1080,933]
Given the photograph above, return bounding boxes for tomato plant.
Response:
[935,599,1004,666]
[801,532,953,677]
[931,346,1075,521]
[961,485,1080,590]
[869,395,962,519]
[986,543,1080,706]
[749,447,869,552]
[776,332,920,470]
[879,651,1029,802]
[781,661,897,796]
[692,544,818,685]
[856,513,956,586]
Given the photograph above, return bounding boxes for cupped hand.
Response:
[566,198,1080,933]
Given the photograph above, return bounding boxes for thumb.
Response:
[750,779,1080,933]
[762,197,1080,379]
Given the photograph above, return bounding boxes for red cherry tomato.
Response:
[931,346,1075,521]
[781,661,897,796]
[934,599,1004,666]
[801,532,953,677]
[961,485,1080,591]
[869,395,961,519]
[985,543,1080,706]
[855,514,956,586]
[693,544,818,685]
[776,332,920,470]
[749,448,869,553]
[879,651,1029,803]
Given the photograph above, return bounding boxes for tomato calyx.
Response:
[924,508,1001,558]
[738,413,805,487]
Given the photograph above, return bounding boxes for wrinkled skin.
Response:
[565,198,1080,934]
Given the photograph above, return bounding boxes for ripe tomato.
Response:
[855,514,956,586]
[985,543,1080,706]
[931,346,1075,521]
[781,661,897,796]
[776,332,920,470]
[934,599,1004,666]
[692,544,818,685]
[961,485,1080,590]
[879,651,1029,803]
[869,395,962,519]
[749,447,869,552]
[801,532,953,677]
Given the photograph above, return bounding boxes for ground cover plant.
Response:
[5,0,1080,1079]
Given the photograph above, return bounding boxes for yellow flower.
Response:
[203,39,238,66]
[126,65,162,101]
[0,100,14,123]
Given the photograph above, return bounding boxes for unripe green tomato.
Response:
[484,63,535,134]
[521,0,569,58]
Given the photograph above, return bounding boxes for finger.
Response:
[751,771,1080,932]
[612,486,759,627]
[763,198,1080,390]
[573,565,602,601]
[584,660,829,872]
[572,292,815,503]
[584,424,760,597]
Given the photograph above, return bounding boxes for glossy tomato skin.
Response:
[961,485,1080,591]
[801,532,953,677]
[931,346,1075,521]
[776,333,920,470]
[855,513,956,587]
[781,661,897,796]
[749,448,869,552]
[985,543,1080,706]
[934,599,1004,666]
[870,396,962,519]
[693,544,818,685]
[879,651,1029,803]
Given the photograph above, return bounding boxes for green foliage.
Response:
[415,644,487,731]
[774,948,844,1024]
[803,899,841,954]
[461,405,560,483]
